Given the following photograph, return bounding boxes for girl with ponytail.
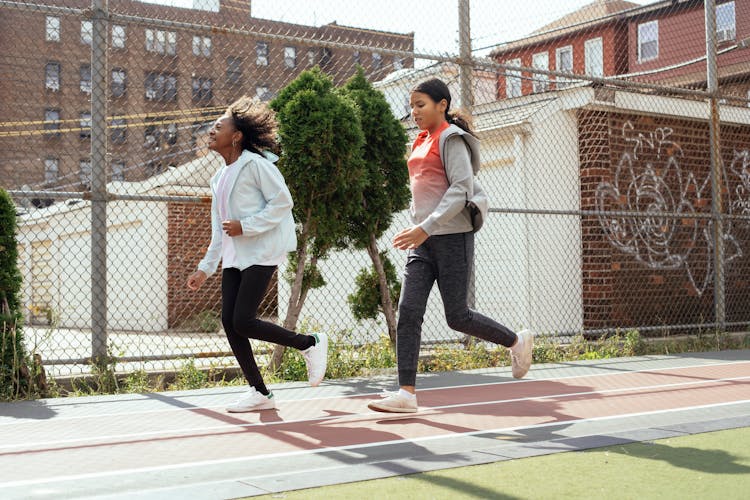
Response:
[368,78,534,413]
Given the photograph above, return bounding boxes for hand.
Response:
[222,220,242,237]
[393,226,429,250]
[187,270,207,291]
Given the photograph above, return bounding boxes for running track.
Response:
[1,350,749,499]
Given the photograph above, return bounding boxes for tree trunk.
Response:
[269,212,312,372]
[366,234,398,344]
[269,244,306,371]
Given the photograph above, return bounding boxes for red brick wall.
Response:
[167,201,222,327]
[166,200,280,328]
[578,109,750,331]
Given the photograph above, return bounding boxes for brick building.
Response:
[0,0,414,192]
[490,0,750,101]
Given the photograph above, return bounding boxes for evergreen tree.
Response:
[340,67,410,342]
[269,67,367,368]
[0,189,28,399]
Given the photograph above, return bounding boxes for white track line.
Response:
[1,359,747,426]
[0,373,747,453]
[2,398,749,489]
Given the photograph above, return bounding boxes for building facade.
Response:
[0,0,414,192]
[491,0,749,102]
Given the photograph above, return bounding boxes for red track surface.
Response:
[2,361,748,484]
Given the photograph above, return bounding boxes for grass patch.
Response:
[250,427,750,499]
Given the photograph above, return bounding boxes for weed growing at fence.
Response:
[170,359,208,390]
[11,328,750,400]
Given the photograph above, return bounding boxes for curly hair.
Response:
[226,96,278,154]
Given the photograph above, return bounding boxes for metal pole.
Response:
[705,0,725,330]
[457,0,476,315]
[458,0,473,110]
[90,0,109,361]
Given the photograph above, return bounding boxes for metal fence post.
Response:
[458,0,476,312]
[705,0,725,330]
[458,0,473,110]
[91,0,109,361]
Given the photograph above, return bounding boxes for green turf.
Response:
[254,427,750,499]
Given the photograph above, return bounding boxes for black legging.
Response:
[222,265,314,394]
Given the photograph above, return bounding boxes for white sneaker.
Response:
[226,388,276,412]
[511,329,534,379]
[367,391,418,413]
[301,332,328,387]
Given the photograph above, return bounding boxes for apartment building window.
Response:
[717,2,736,42]
[532,51,549,93]
[146,29,176,55]
[256,85,270,100]
[79,159,92,188]
[81,20,93,45]
[111,160,125,181]
[45,62,60,91]
[585,37,603,77]
[45,16,60,42]
[44,109,60,137]
[321,48,332,66]
[393,57,404,71]
[111,68,126,97]
[256,41,269,66]
[145,161,164,177]
[372,52,382,70]
[144,117,160,150]
[505,58,522,98]
[227,56,242,84]
[80,64,91,93]
[79,112,91,139]
[44,158,59,185]
[638,20,658,62]
[556,45,573,88]
[165,123,178,145]
[112,25,126,49]
[110,116,127,144]
[145,72,177,102]
[284,46,297,68]
[191,120,211,148]
[307,49,316,66]
[192,77,213,102]
[192,35,211,57]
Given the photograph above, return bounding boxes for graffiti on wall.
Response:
[595,121,745,295]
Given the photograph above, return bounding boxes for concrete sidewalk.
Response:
[1,350,749,500]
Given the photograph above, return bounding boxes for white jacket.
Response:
[197,149,297,276]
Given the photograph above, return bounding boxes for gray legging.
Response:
[396,232,518,386]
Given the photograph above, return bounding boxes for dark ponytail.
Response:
[411,78,474,134]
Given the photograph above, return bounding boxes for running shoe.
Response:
[301,332,328,387]
[226,388,276,412]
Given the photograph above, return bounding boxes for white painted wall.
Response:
[522,109,583,334]
[18,200,169,332]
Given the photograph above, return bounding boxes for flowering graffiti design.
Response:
[595,122,742,295]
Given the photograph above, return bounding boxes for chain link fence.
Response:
[1,0,748,378]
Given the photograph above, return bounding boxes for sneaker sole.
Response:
[367,402,418,413]
[226,402,276,413]
[308,336,329,387]
[512,331,534,379]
